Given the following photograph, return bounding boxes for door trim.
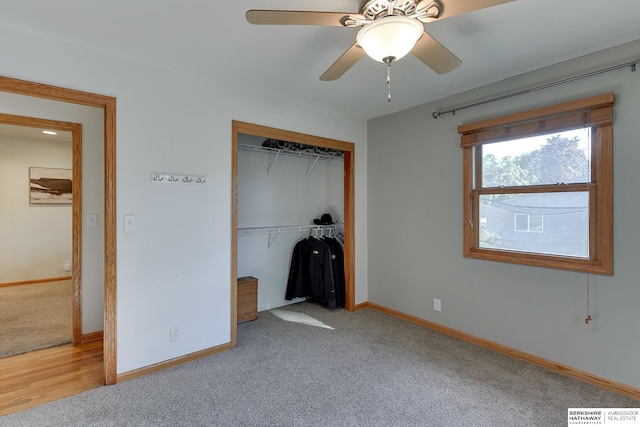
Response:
[0,75,118,385]
[231,120,356,347]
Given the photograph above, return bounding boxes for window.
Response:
[459,93,613,275]
[514,213,543,233]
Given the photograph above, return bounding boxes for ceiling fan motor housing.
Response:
[359,0,439,21]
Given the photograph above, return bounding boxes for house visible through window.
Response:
[459,93,613,275]
[514,213,543,233]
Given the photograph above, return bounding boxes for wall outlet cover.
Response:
[169,326,180,342]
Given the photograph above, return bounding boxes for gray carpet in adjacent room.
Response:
[1,302,636,426]
[0,280,72,358]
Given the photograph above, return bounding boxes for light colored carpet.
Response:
[0,280,72,358]
[0,302,636,426]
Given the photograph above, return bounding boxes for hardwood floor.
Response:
[0,340,104,416]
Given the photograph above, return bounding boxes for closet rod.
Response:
[238,224,341,234]
[239,224,341,249]
[432,59,639,119]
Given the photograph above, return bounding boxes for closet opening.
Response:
[231,121,355,347]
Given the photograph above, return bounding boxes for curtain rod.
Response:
[432,59,638,119]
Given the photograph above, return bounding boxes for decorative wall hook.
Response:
[151,173,207,185]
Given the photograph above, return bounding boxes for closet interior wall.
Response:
[237,133,344,311]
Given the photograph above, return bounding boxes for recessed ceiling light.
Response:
[42,130,58,135]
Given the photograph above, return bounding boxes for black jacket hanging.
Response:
[285,237,336,309]
[323,236,345,308]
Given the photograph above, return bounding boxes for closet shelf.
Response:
[238,144,342,176]
[238,144,343,161]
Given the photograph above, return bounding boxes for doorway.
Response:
[231,120,355,347]
[0,75,117,385]
[0,115,81,356]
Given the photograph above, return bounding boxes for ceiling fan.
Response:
[246,0,515,91]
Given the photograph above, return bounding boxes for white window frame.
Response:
[514,213,544,233]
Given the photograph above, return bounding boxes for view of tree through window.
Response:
[482,130,591,187]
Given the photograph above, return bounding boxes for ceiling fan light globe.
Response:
[356,16,423,63]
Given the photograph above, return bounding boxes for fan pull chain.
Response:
[383,56,395,102]
[585,273,592,324]
[386,62,391,102]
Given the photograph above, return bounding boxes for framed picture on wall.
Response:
[29,167,72,204]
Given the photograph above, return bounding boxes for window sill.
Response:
[464,247,612,276]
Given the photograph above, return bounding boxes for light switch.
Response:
[124,214,137,232]
[87,213,98,227]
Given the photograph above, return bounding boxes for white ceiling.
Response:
[1,0,639,121]
[0,123,72,143]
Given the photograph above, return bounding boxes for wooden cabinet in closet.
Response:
[237,276,258,323]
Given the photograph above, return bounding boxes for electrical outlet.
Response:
[434,299,441,312]
[169,326,180,342]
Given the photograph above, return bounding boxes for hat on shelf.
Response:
[314,213,338,225]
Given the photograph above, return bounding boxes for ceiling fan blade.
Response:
[418,0,515,22]
[320,43,365,81]
[411,32,462,74]
[246,10,362,26]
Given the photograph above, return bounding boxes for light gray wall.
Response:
[237,134,344,311]
[0,134,72,282]
[367,40,640,390]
